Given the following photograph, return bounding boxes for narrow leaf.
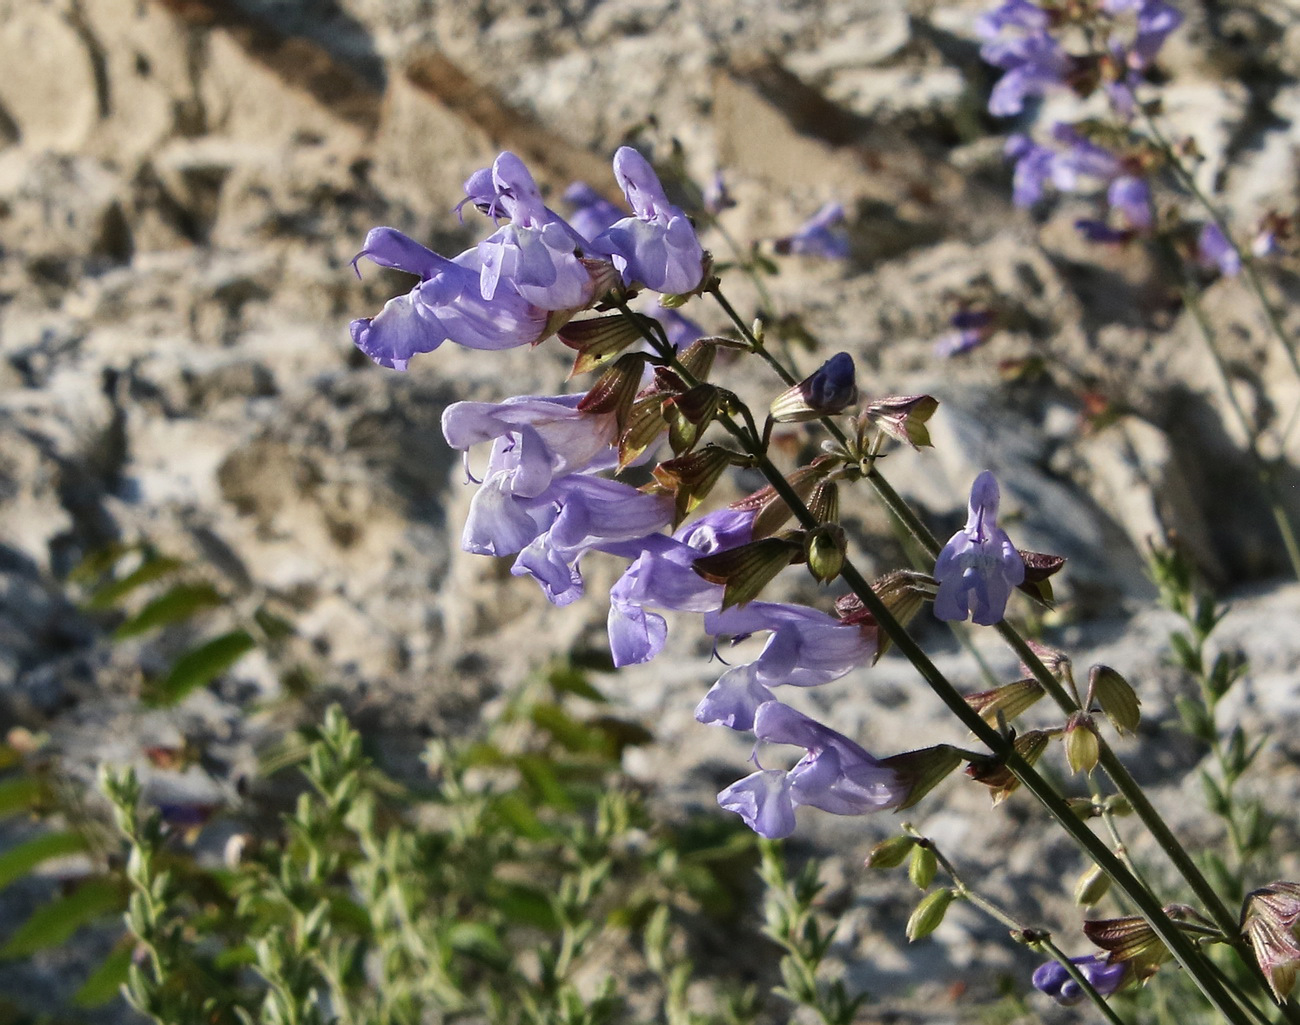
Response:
[113,583,224,640]
[74,939,134,1007]
[144,630,256,707]
[1,877,125,957]
[86,556,185,611]
[0,831,90,891]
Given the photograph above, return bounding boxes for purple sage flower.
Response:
[1198,222,1242,277]
[474,152,600,311]
[349,227,549,370]
[596,147,706,295]
[774,202,851,260]
[604,508,755,667]
[511,474,675,606]
[1032,955,1128,1006]
[717,701,905,839]
[697,602,877,730]
[982,30,1072,117]
[933,471,1025,626]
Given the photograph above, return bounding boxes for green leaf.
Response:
[0,831,90,891]
[143,630,256,707]
[490,793,553,840]
[67,541,137,586]
[74,940,134,1007]
[0,776,45,819]
[546,663,607,703]
[488,882,560,930]
[1174,695,1215,743]
[514,755,577,812]
[85,556,185,611]
[113,583,224,640]
[1,877,125,957]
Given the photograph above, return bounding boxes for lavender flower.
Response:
[1198,222,1242,277]
[511,474,674,606]
[562,182,626,244]
[1032,955,1128,1006]
[774,202,850,260]
[933,471,1025,626]
[696,601,877,730]
[935,308,996,357]
[981,29,1072,117]
[717,701,904,839]
[597,147,705,295]
[1006,135,1055,207]
[604,508,755,667]
[349,227,549,370]
[473,152,599,311]
[1104,0,1183,69]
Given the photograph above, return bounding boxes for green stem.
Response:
[911,826,1133,1025]
[617,303,1259,1025]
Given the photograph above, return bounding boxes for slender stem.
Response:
[616,302,1259,1025]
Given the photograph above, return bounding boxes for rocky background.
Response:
[2,0,1300,1020]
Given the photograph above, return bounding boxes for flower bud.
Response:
[865,835,915,870]
[906,888,955,941]
[663,383,721,455]
[1064,713,1100,774]
[769,352,858,422]
[1087,665,1141,737]
[692,536,802,609]
[965,730,1050,805]
[909,844,937,890]
[1242,881,1300,1000]
[880,744,962,811]
[863,394,939,449]
[558,312,649,375]
[1074,863,1111,907]
[964,678,1045,726]
[804,524,847,584]
[578,352,647,435]
[653,446,734,525]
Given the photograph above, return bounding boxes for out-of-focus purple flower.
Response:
[1006,134,1055,207]
[1107,175,1153,230]
[774,202,851,260]
[476,152,598,311]
[651,308,706,350]
[1073,218,1134,244]
[982,30,1073,117]
[935,308,996,358]
[696,602,877,730]
[596,147,706,295]
[703,171,736,215]
[1049,124,1122,189]
[717,701,904,838]
[1129,0,1183,67]
[349,227,549,370]
[1198,222,1242,277]
[1032,955,1128,1006]
[511,474,674,606]
[563,182,626,244]
[933,471,1025,626]
[975,0,1050,38]
[604,508,755,667]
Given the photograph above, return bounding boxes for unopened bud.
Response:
[558,312,648,375]
[769,352,858,422]
[1074,863,1111,906]
[663,383,721,455]
[966,730,1051,805]
[909,844,938,890]
[1064,713,1100,774]
[804,524,847,584]
[1088,665,1141,736]
[578,352,647,435]
[865,835,915,870]
[906,887,956,941]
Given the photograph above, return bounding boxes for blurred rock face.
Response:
[3,0,1300,1017]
